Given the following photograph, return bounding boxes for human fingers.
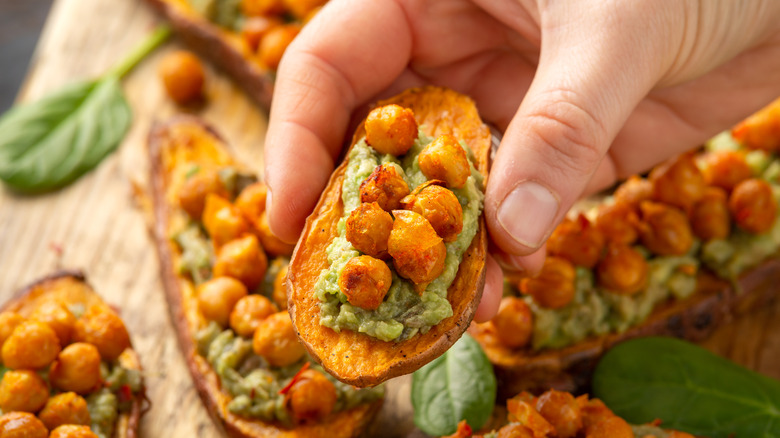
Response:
[473,255,503,323]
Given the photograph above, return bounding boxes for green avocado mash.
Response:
[314,131,485,342]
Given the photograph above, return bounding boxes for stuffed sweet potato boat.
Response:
[0,271,145,438]
[470,96,780,398]
[288,87,491,387]
[148,116,383,438]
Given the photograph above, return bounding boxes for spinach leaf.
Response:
[411,333,496,436]
[593,337,780,438]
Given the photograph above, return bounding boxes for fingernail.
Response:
[497,181,560,249]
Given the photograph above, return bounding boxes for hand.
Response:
[264,0,780,321]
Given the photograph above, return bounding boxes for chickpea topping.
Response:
[585,415,634,438]
[235,182,268,224]
[520,257,576,309]
[2,320,61,370]
[594,201,639,245]
[359,164,410,212]
[252,312,306,367]
[158,50,205,105]
[0,312,25,351]
[49,343,102,394]
[491,297,533,349]
[241,0,284,16]
[178,169,229,219]
[0,412,48,438]
[259,24,301,70]
[597,244,649,295]
[49,425,99,438]
[495,423,534,438]
[255,211,296,257]
[731,97,780,152]
[338,256,392,310]
[198,277,249,327]
[729,178,778,234]
[547,214,605,269]
[388,210,447,286]
[286,369,338,422]
[73,306,130,362]
[38,392,91,430]
[401,181,463,242]
[229,294,277,338]
[364,104,418,156]
[535,390,583,438]
[649,152,706,212]
[691,187,731,241]
[240,16,282,52]
[701,150,752,192]
[638,201,694,256]
[506,397,556,437]
[345,202,393,258]
[579,397,615,430]
[0,370,49,413]
[613,175,652,208]
[202,194,250,249]
[31,301,77,347]
[213,234,268,290]
[418,134,471,189]
[272,263,289,310]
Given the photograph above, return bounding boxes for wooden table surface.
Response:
[1,0,779,437]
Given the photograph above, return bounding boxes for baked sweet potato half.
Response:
[0,271,145,438]
[148,116,383,438]
[288,87,491,387]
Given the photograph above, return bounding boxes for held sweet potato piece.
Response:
[288,87,491,387]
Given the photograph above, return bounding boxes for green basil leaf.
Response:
[593,337,780,438]
[411,333,496,436]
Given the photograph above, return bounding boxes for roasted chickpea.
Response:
[213,234,268,290]
[202,194,250,249]
[286,369,337,422]
[240,16,283,51]
[364,104,418,156]
[638,201,694,256]
[691,187,731,241]
[255,211,296,257]
[597,244,648,295]
[0,311,25,351]
[31,301,77,347]
[401,182,463,242]
[178,169,229,219]
[701,150,752,192]
[520,257,576,309]
[585,415,633,438]
[359,164,411,212]
[491,297,533,349]
[535,389,583,438]
[252,312,305,367]
[547,214,605,268]
[505,398,556,437]
[0,412,48,438]
[649,152,706,212]
[241,0,283,16]
[2,320,61,369]
[613,175,652,208]
[345,202,393,258]
[49,343,101,394]
[159,50,205,105]
[496,423,535,438]
[73,306,131,362]
[235,182,268,225]
[49,425,99,438]
[0,370,49,413]
[580,397,614,429]
[595,201,639,245]
[418,135,471,189]
[197,277,249,327]
[731,97,780,152]
[273,263,289,310]
[729,178,778,233]
[229,294,277,338]
[38,392,91,430]
[388,210,447,286]
[258,24,301,70]
[338,256,392,310]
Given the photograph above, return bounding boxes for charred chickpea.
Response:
[597,244,648,295]
[197,277,249,327]
[273,263,289,310]
[638,201,694,256]
[595,201,639,245]
[49,343,102,394]
[213,234,268,290]
[547,214,605,268]
[729,178,778,234]
[240,16,282,51]
[418,134,471,189]
[731,97,780,152]
[255,211,296,257]
[178,169,229,219]
[585,415,633,438]
[73,306,130,362]
[252,312,306,367]
[701,150,752,192]
[0,412,48,438]
[691,186,731,241]
[0,370,49,413]
[240,0,283,16]
[520,257,576,309]
[159,50,205,105]
[535,390,583,438]
[345,202,394,258]
[649,152,706,212]
[338,256,393,311]
[258,24,301,70]
[31,301,77,346]
[0,311,25,350]
[491,297,533,349]
[364,104,418,156]
[359,164,411,212]
[286,369,338,422]
[401,182,463,242]
[202,194,250,249]
[282,0,328,19]
[38,392,91,430]
[2,320,61,369]
[229,294,277,338]
[613,175,652,208]
[235,182,268,225]
[388,210,447,286]
[49,425,99,438]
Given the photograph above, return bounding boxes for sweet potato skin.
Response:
[287,87,491,388]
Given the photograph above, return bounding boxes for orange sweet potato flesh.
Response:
[147,116,382,437]
[288,87,491,387]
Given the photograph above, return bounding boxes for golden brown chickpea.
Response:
[613,175,652,208]
[345,202,393,258]
[0,370,49,413]
[506,397,555,436]
[691,187,731,241]
[2,320,61,369]
[0,312,25,351]
[159,50,205,105]
[701,150,753,192]
[213,234,268,290]
[31,301,77,347]
[73,306,130,362]
[520,257,576,309]
[359,164,411,212]
[202,194,250,249]
[364,104,418,156]
[585,415,633,438]
[597,244,648,295]
[286,369,337,422]
[0,412,48,438]
[649,152,706,212]
[729,178,778,234]
[491,297,533,349]
[49,425,99,438]
[255,211,296,257]
[595,201,639,245]
[282,0,327,18]
[388,210,447,286]
[49,343,101,394]
[252,312,305,367]
[38,392,91,430]
[178,169,229,219]
[241,16,283,52]
[197,277,249,327]
[338,256,392,310]
[535,389,583,438]
[418,135,471,189]
[547,214,605,269]
[235,182,268,225]
[258,24,301,70]
[401,181,463,242]
[496,423,535,438]
[580,397,614,429]
[731,97,780,152]
[638,201,694,256]
[241,0,284,16]
[229,294,277,338]
[273,263,289,310]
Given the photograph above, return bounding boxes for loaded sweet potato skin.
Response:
[287,87,491,388]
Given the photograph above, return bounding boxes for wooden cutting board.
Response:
[0,0,779,436]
